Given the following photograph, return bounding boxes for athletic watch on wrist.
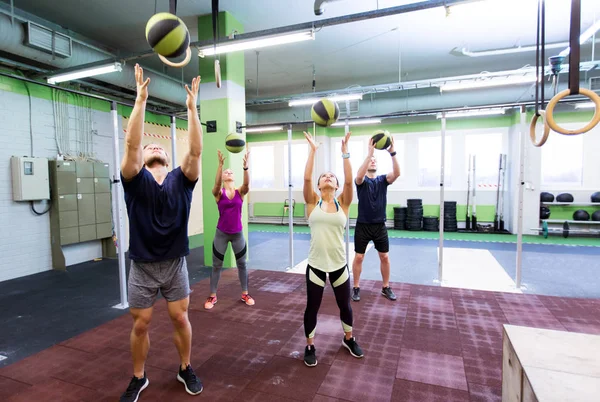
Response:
[342,152,350,159]
[243,167,249,170]
[389,151,397,157]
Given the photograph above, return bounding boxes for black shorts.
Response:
[353,222,389,254]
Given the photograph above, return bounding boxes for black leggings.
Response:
[304,264,353,339]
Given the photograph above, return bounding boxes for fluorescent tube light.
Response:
[440,75,537,92]
[559,20,600,57]
[331,118,381,127]
[288,93,363,107]
[438,108,506,119]
[460,42,567,57]
[575,102,595,109]
[245,126,284,133]
[47,62,122,84]
[198,30,314,57]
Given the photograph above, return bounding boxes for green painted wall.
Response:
[544,205,600,220]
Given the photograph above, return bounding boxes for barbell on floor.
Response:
[531,221,600,239]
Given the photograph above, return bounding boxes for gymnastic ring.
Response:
[545,88,600,135]
[215,59,222,88]
[158,47,192,68]
[529,110,551,147]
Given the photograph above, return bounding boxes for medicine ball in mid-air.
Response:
[311,99,339,127]
[145,13,190,58]
[225,133,245,153]
[371,130,392,150]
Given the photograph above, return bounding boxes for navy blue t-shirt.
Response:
[356,174,390,224]
[121,167,197,262]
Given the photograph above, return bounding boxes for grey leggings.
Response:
[211,228,248,294]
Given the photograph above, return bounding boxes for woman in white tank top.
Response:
[301,130,364,367]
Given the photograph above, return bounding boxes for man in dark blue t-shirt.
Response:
[118,64,203,402]
[352,137,401,303]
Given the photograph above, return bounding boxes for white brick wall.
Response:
[0,89,120,282]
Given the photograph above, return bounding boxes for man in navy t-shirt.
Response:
[352,137,401,303]
[118,64,203,401]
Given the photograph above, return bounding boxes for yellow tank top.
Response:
[307,198,347,272]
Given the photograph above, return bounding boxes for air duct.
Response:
[0,12,186,106]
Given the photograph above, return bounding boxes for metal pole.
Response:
[110,101,128,310]
[170,115,177,168]
[344,114,350,266]
[515,105,526,288]
[287,124,294,270]
[438,112,446,283]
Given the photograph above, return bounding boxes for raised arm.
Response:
[239,149,250,197]
[120,64,150,180]
[303,131,319,206]
[181,76,202,182]
[386,136,401,184]
[355,139,375,186]
[212,150,225,201]
[338,131,353,208]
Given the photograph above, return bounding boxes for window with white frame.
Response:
[541,133,583,186]
[249,145,275,188]
[333,139,364,185]
[465,133,503,188]
[418,135,452,187]
[373,137,404,184]
[283,143,309,189]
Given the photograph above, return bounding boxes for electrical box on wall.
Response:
[11,156,50,201]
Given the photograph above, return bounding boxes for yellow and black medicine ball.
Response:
[225,133,245,154]
[145,13,190,58]
[371,130,392,150]
[311,98,340,127]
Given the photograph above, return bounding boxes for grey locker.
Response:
[77,194,96,226]
[60,227,79,245]
[95,193,112,223]
[76,161,94,178]
[59,210,78,228]
[79,225,97,242]
[96,223,113,239]
[94,162,110,178]
[94,178,110,193]
[56,171,77,195]
[57,194,77,212]
[76,178,95,194]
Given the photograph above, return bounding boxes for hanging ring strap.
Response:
[169,0,177,15]
[545,0,600,135]
[212,0,222,88]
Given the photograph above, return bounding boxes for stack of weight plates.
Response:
[423,216,439,231]
[406,199,423,231]
[444,201,458,232]
[393,207,407,230]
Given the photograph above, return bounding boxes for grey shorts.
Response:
[128,257,191,309]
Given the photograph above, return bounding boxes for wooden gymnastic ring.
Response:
[158,47,192,68]
[215,59,222,88]
[545,88,600,135]
[529,110,550,147]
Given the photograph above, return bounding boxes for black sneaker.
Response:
[177,364,203,395]
[342,337,364,358]
[120,373,149,402]
[304,345,317,367]
[351,287,360,302]
[381,286,397,301]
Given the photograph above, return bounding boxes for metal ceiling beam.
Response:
[61,0,484,71]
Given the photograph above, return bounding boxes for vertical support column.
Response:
[198,11,246,268]
[170,115,177,168]
[438,112,446,284]
[110,101,128,309]
[515,106,526,289]
[344,110,350,266]
[287,124,294,270]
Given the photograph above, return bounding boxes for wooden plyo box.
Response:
[502,324,600,402]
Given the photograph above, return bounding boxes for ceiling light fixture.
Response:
[288,93,363,107]
[574,102,596,109]
[559,20,600,57]
[440,75,537,92]
[198,30,315,57]
[47,62,122,84]
[331,118,381,127]
[460,42,567,57]
[438,108,507,119]
[245,126,284,133]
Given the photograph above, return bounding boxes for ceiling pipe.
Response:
[314,0,348,16]
[0,10,187,107]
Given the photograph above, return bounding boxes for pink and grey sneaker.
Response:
[241,293,255,306]
[204,296,217,310]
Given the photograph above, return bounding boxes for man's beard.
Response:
[145,155,167,167]
[367,168,376,173]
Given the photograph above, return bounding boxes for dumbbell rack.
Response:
[536,201,600,238]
